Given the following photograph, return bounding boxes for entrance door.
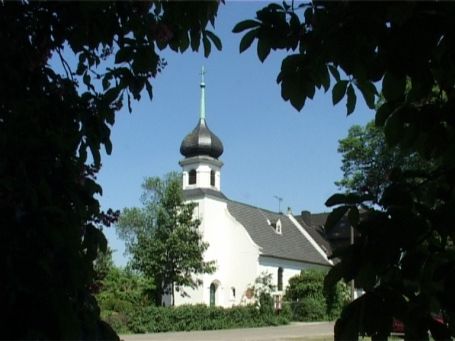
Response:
[210,283,216,306]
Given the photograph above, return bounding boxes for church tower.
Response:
[179,67,224,191]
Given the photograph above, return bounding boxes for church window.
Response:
[189,169,196,185]
[277,267,283,291]
[230,287,236,300]
[210,170,215,186]
[210,283,217,306]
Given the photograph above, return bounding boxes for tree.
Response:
[235,2,455,340]
[95,256,154,334]
[116,173,215,306]
[284,269,349,321]
[1,2,221,339]
[336,121,432,204]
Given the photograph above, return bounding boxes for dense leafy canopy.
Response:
[236,1,455,340]
[336,121,432,204]
[95,255,154,334]
[0,2,221,339]
[116,173,215,306]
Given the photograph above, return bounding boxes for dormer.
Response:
[268,218,282,234]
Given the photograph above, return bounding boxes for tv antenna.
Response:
[273,195,283,213]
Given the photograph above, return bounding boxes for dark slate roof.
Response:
[226,201,330,266]
[180,119,223,159]
[183,188,228,201]
[294,215,332,255]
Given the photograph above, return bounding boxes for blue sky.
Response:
[95,2,374,266]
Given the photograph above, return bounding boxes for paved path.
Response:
[120,322,334,341]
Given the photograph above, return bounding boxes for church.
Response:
[169,70,333,307]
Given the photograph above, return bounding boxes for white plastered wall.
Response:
[174,196,260,307]
[258,256,330,295]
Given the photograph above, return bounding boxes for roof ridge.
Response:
[226,198,282,216]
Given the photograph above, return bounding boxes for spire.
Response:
[180,66,223,160]
[200,66,206,121]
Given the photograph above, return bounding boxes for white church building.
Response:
[170,71,332,307]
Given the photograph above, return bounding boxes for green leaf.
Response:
[102,76,110,91]
[205,30,222,51]
[104,86,121,103]
[356,80,377,109]
[190,30,200,52]
[232,20,260,33]
[83,72,91,87]
[257,38,271,63]
[104,139,112,155]
[326,192,373,207]
[179,32,190,53]
[202,35,211,58]
[328,64,340,82]
[115,47,133,64]
[89,144,101,167]
[346,83,356,115]
[383,72,406,101]
[145,80,153,101]
[289,12,301,31]
[375,102,393,127]
[239,29,258,53]
[332,80,348,105]
[321,66,330,92]
[384,110,403,146]
[325,206,349,231]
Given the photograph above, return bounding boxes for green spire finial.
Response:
[200,66,206,120]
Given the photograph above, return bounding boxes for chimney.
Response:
[301,210,311,225]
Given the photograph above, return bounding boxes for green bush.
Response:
[288,298,326,321]
[108,304,289,334]
[284,268,349,321]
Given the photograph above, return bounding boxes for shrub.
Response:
[108,304,289,334]
[284,268,348,321]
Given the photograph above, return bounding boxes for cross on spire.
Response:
[200,65,206,86]
[200,66,206,120]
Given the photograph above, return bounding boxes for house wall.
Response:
[172,196,332,307]
[174,196,260,307]
[258,256,329,295]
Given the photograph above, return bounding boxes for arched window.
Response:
[189,169,196,185]
[210,170,215,186]
[277,267,283,291]
[210,283,217,306]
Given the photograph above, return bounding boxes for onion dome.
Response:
[180,67,223,159]
[180,119,223,159]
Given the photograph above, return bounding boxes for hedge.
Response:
[103,304,290,334]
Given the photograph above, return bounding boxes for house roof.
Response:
[226,200,331,266]
[293,215,332,255]
[182,189,331,266]
[183,188,228,201]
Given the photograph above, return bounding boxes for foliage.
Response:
[336,121,432,204]
[236,2,455,339]
[108,304,289,334]
[1,2,221,339]
[284,269,348,321]
[96,262,154,335]
[245,272,276,316]
[116,172,215,305]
